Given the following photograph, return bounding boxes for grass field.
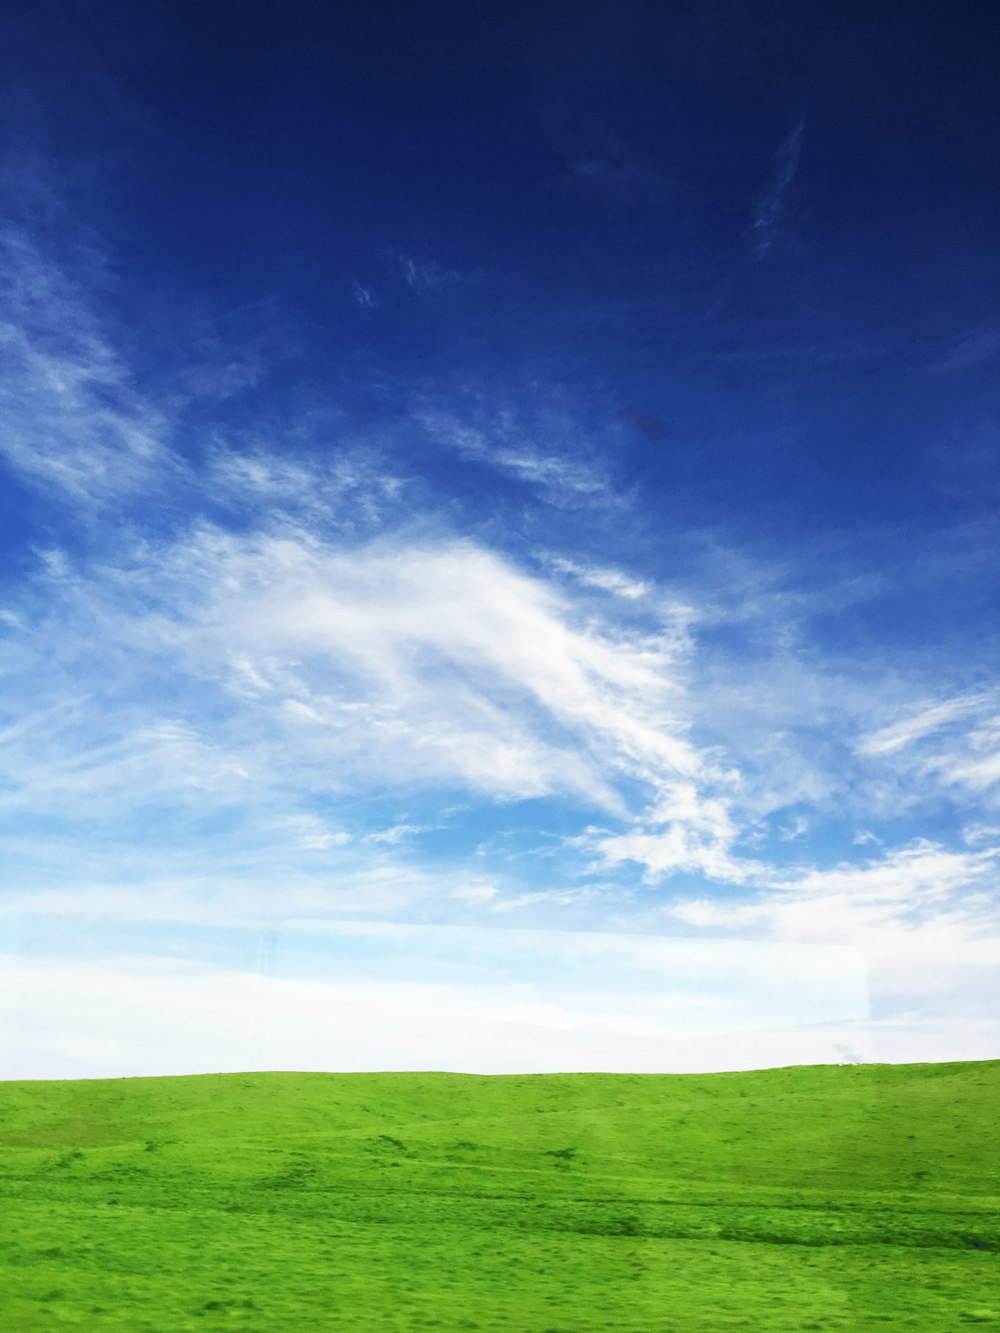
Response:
[0,1061,997,1330]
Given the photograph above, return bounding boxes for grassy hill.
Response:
[1,1062,997,1330]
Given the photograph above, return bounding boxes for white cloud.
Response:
[274,814,351,852]
[208,444,405,528]
[0,852,487,931]
[0,225,172,504]
[928,717,1000,792]
[857,690,1000,804]
[779,815,809,842]
[415,402,614,504]
[365,823,434,846]
[668,839,1000,1008]
[584,779,750,884]
[549,556,649,600]
[964,823,1000,845]
[0,705,252,815]
[7,526,710,817]
[771,839,995,907]
[858,692,988,756]
[671,840,997,933]
[489,886,600,912]
[450,883,500,903]
[0,521,752,920]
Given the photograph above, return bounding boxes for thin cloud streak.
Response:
[415,400,616,505]
[0,225,173,505]
[858,692,990,756]
[858,690,1000,803]
[751,111,806,259]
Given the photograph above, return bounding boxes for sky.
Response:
[1,0,998,1078]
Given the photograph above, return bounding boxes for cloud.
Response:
[858,692,988,756]
[450,884,499,903]
[858,690,1000,801]
[548,556,649,600]
[274,814,352,852]
[0,704,253,816]
[582,779,750,885]
[964,823,1000,846]
[489,886,600,913]
[351,280,377,310]
[11,490,999,925]
[928,720,1000,792]
[662,837,1000,1056]
[365,823,435,846]
[751,111,806,259]
[0,523,719,829]
[672,839,997,930]
[383,249,463,292]
[771,839,996,915]
[668,839,1000,1004]
[778,815,809,842]
[1,508,787,955]
[208,444,406,529]
[0,224,173,504]
[415,399,615,505]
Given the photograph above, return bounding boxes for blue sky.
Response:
[1,1,998,1076]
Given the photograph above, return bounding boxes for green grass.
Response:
[1,1062,997,1330]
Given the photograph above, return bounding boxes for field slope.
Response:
[1,1062,998,1330]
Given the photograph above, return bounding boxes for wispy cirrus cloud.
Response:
[858,692,990,756]
[415,399,615,504]
[927,721,1000,794]
[670,837,999,972]
[0,711,252,815]
[208,443,406,530]
[858,689,1000,801]
[0,224,173,505]
[547,556,650,600]
[751,111,806,259]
